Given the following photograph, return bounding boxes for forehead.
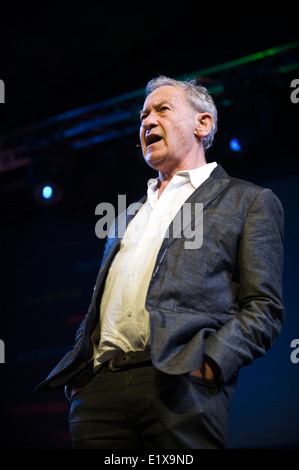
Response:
[142,85,189,109]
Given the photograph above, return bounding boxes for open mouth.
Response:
[145,133,163,147]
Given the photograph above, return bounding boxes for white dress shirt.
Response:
[93,162,217,370]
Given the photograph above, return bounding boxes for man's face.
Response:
[139,85,199,173]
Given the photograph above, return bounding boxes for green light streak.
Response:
[178,41,299,80]
[279,62,299,74]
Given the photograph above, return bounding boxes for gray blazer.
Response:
[37,164,284,391]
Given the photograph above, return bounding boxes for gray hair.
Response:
[145,75,217,150]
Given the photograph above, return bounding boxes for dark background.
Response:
[0,3,298,449]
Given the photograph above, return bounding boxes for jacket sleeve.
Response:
[204,188,285,383]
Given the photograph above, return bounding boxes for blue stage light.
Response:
[42,185,53,199]
[229,138,242,152]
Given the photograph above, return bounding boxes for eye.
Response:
[140,112,148,122]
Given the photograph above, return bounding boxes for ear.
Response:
[195,113,213,138]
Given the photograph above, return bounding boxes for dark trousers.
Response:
[68,363,230,449]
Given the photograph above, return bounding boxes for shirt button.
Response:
[127,311,132,317]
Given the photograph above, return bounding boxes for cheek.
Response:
[168,126,192,150]
[139,127,144,143]
[139,129,147,151]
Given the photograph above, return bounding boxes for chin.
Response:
[144,152,165,170]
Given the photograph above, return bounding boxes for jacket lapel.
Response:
[161,164,231,251]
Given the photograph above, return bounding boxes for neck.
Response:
[157,155,207,197]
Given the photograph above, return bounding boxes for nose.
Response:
[140,111,158,130]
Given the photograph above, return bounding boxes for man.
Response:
[37,76,284,449]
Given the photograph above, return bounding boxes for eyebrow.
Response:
[139,99,172,116]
